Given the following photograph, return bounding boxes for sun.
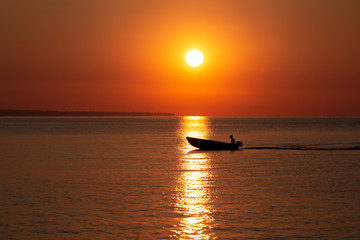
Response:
[185,50,204,67]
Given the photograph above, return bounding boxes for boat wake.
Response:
[244,143,360,151]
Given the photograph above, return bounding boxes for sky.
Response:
[1,0,359,116]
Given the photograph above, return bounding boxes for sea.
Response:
[0,117,359,239]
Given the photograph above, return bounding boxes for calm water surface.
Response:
[0,117,359,239]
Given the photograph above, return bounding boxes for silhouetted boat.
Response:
[186,137,243,150]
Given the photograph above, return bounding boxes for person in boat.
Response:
[230,135,235,145]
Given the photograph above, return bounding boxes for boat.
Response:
[186,137,243,150]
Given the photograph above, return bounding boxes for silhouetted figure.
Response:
[230,135,235,145]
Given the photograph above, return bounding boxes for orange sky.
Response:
[1,0,359,116]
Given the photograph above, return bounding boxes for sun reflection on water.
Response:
[172,116,214,239]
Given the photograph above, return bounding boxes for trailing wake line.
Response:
[244,146,360,151]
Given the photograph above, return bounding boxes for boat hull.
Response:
[186,137,240,150]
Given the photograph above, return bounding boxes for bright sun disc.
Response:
[185,50,204,67]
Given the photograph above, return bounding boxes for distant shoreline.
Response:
[0,109,175,117]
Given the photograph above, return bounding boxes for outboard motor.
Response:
[236,141,243,147]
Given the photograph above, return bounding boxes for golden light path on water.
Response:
[173,116,214,239]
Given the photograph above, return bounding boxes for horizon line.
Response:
[0,109,359,118]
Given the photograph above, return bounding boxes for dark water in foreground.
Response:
[0,117,359,239]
